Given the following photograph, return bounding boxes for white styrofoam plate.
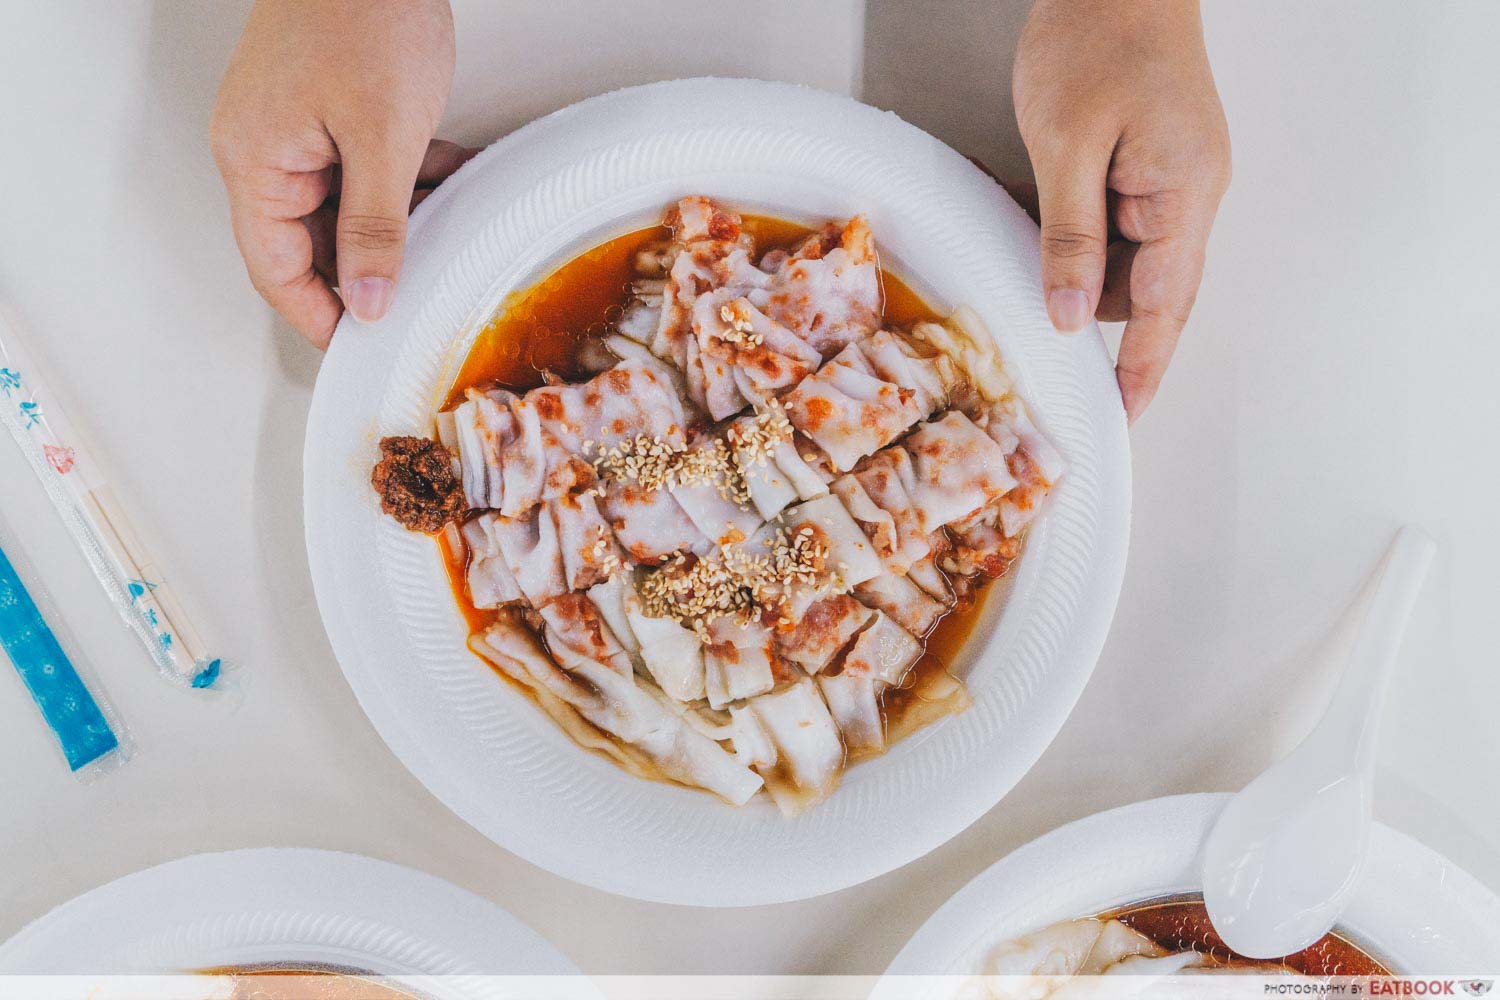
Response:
[0,848,577,982]
[304,77,1132,905]
[880,793,1500,983]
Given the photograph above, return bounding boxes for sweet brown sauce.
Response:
[439,215,995,760]
[1103,896,1390,976]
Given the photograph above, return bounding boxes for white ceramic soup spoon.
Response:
[1201,524,1437,960]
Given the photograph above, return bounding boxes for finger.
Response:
[305,187,446,286]
[996,180,1126,243]
[1096,239,1138,323]
[333,131,428,323]
[417,139,479,186]
[220,164,341,347]
[1115,231,1207,422]
[231,204,342,349]
[1031,143,1112,334]
[322,139,477,202]
[304,204,338,286]
[220,162,332,223]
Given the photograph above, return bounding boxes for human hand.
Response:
[210,0,463,348]
[1013,0,1231,421]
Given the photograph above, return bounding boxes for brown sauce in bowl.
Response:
[1102,895,1390,976]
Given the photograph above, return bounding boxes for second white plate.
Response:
[881,794,1500,981]
[0,848,577,983]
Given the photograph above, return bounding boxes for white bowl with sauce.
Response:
[0,849,577,989]
[880,793,1500,987]
[304,78,1133,904]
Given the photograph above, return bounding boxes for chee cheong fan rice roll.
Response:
[371,196,1063,816]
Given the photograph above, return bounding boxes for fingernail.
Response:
[1047,288,1091,334]
[1118,376,1150,426]
[346,277,394,323]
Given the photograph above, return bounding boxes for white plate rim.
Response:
[879,793,1500,983]
[0,847,578,981]
[303,77,1132,906]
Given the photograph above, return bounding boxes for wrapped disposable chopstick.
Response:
[0,306,221,689]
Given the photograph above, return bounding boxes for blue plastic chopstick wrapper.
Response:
[0,538,120,772]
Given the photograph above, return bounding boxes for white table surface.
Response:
[1,0,1497,974]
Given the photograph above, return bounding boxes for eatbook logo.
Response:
[1463,983,1493,997]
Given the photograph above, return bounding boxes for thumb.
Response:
[1032,147,1110,334]
[334,133,426,324]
